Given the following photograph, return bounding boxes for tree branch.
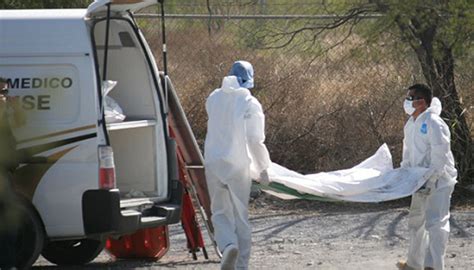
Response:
[260,5,375,49]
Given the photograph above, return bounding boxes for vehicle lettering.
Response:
[21,95,51,110]
[7,77,73,89]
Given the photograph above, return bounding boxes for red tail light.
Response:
[99,145,116,189]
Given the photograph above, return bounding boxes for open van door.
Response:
[86,0,182,214]
[87,0,217,260]
[86,0,157,16]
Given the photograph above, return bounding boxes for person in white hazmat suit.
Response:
[397,84,457,270]
[204,61,271,270]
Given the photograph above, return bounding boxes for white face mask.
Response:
[404,100,415,115]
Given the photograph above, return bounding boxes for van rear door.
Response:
[86,0,157,16]
[86,0,182,231]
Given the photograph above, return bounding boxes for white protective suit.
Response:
[402,97,457,270]
[204,75,271,269]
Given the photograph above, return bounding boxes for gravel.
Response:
[33,193,474,269]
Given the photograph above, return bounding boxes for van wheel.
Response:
[13,198,46,269]
[42,238,105,265]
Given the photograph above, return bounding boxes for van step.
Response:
[83,190,182,236]
[140,216,168,228]
[121,209,142,217]
[118,209,167,231]
[143,204,182,225]
[119,204,181,230]
[117,209,141,233]
[120,198,154,209]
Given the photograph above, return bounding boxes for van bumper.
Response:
[82,184,182,236]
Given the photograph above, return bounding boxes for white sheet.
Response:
[267,144,432,202]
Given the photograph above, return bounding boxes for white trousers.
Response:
[407,184,454,270]
[206,170,252,270]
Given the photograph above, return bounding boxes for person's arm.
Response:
[427,117,452,180]
[245,98,271,182]
[400,134,410,168]
[400,121,412,168]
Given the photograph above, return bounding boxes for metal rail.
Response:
[135,13,384,20]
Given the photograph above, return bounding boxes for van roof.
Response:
[0,9,87,19]
[0,9,93,56]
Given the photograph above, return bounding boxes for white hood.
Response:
[221,76,241,93]
[428,97,442,116]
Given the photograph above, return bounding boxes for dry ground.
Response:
[34,191,474,269]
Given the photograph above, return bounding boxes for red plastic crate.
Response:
[106,226,169,260]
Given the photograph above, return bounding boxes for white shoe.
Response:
[220,244,239,270]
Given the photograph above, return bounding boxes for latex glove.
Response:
[416,186,431,196]
[417,169,439,196]
[422,169,439,192]
[258,169,270,186]
[425,176,438,191]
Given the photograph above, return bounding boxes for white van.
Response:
[0,0,183,268]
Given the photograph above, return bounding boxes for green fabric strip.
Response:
[254,181,337,202]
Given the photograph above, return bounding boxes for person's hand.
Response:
[416,186,431,196]
[258,169,270,186]
[416,175,437,197]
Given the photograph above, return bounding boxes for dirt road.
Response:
[34,194,474,269]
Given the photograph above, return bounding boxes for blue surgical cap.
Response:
[229,61,254,89]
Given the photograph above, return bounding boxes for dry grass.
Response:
[141,20,473,178]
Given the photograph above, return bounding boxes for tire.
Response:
[42,238,105,266]
[13,198,46,270]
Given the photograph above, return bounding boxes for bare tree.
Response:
[374,0,473,185]
[258,0,473,184]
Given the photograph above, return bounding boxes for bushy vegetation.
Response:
[141,17,473,179]
[0,0,91,9]
[2,0,472,183]
[142,0,474,184]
